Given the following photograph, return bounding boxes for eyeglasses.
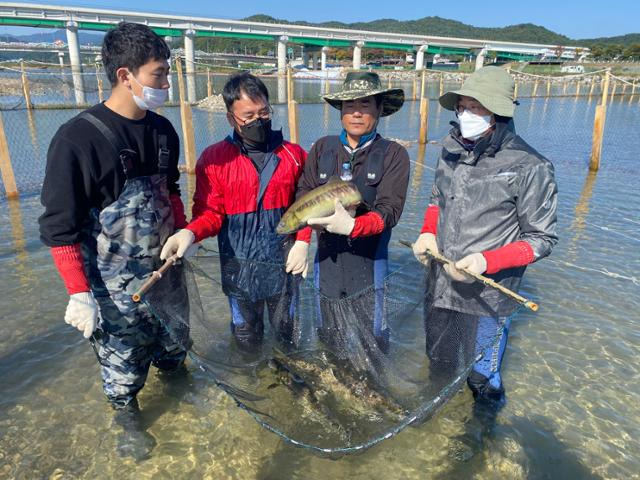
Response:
[230,105,273,125]
[455,104,486,115]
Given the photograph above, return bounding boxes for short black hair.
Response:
[102,22,170,85]
[222,72,269,111]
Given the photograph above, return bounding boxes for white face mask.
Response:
[457,109,492,141]
[129,73,168,111]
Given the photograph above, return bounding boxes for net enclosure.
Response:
[142,242,519,454]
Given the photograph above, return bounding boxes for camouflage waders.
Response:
[80,113,187,408]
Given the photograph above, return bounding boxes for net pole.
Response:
[20,61,32,110]
[0,112,19,199]
[175,57,197,173]
[589,69,610,172]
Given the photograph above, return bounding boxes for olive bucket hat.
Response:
[439,66,516,117]
[323,71,404,117]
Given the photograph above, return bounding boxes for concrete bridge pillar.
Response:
[65,22,86,105]
[312,52,320,69]
[475,47,488,71]
[277,36,288,76]
[353,41,364,70]
[57,51,65,70]
[321,46,329,71]
[184,29,197,102]
[415,44,427,70]
[302,50,309,68]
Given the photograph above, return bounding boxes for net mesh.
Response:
[143,244,518,454]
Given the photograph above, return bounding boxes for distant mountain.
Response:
[244,14,635,47]
[9,29,104,45]
[577,33,640,46]
[0,34,20,42]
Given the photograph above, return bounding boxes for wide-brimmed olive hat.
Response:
[439,66,516,117]
[323,72,404,117]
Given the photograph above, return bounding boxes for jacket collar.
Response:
[227,129,284,155]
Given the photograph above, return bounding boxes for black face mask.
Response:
[238,117,272,145]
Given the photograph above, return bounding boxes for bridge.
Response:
[0,41,275,65]
[0,2,589,103]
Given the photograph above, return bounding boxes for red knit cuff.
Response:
[482,241,535,274]
[295,226,312,243]
[50,244,91,295]
[350,211,385,238]
[185,215,216,243]
[420,205,439,234]
[170,193,188,229]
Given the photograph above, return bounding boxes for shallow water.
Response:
[0,89,638,478]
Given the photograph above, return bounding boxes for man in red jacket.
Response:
[161,72,308,350]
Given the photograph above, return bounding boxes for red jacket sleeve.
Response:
[50,244,90,295]
[420,205,439,235]
[169,193,187,229]
[186,148,226,242]
[482,241,535,274]
[350,211,385,238]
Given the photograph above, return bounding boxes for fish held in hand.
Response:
[276,177,362,234]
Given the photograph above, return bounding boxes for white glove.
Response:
[307,199,356,236]
[65,292,99,339]
[285,240,309,278]
[444,252,487,283]
[160,229,197,260]
[412,232,439,266]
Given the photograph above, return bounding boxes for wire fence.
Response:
[0,58,638,201]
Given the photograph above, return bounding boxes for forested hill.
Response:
[243,14,635,47]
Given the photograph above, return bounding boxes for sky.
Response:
[2,0,638,40]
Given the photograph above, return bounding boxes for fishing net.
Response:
[144,242,520,455]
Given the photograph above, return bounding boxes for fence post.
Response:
[286,66,293,103]
[589,69,610,171]
[532,79,539,97]
[562,80,567,96]
[175,57,197,173]
[95,62,103,103]
[589,78,596,97]
[412,75,417,101]
[288,99,299,144]
[419,70,428,144]
[0,112,19,198]
[609,81,617,103]
[546,78,551,96]
[207,68,212,98]
[513,78,518,101]
[439,72,444,97]
[418,96,429,144]
[20,61,32,110]
[575,79,581,97]
[387,75,392,89]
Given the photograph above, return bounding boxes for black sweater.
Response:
[39,103,180,247]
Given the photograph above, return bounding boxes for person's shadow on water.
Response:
[435,403,602,480]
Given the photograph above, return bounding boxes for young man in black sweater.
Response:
[39,23,190,431]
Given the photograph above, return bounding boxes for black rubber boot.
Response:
[467,371,506,409]
[112,398,157,461]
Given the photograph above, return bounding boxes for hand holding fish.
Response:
[307,199,356,236]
